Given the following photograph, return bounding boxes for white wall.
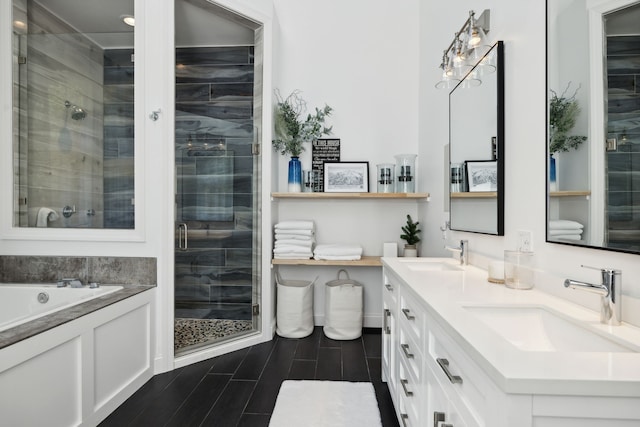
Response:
[419,0,640,322]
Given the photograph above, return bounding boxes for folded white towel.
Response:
[274,254,313,259]
[553,234,582,241]
[275,239,315,248]
[275,220,315,230]
[549,229,583,236]
[314,254,362,261]
[549,220,583,230]
[275,229,315,237]
[314,244,363,257]
[36,207,59,227]
[274,246,314,254]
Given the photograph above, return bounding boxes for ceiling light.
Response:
[121,15,135,27]
[13,20,27,30]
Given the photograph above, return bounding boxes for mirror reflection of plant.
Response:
[549,82,587,153]
[272,90,333,157]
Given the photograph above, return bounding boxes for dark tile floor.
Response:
[100,327,399,427]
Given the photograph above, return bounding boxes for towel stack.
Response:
[548,219,584,241]
[314,244,363,261]
[274,220,315,259]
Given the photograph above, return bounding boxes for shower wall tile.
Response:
[176,64,254,84]
[176,46,253,65]
[175,102,253,120]
[210,83,254,101]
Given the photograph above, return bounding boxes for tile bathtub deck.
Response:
[100,327,399,427]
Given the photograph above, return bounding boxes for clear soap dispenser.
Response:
[395,154,417,193]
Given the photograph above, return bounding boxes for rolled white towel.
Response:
[549,229,583,236]
[314,244,363,257]
[549,220,583,230]
[275,220,315,230]
[36,207,59,227]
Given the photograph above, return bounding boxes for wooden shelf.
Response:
[272,256,382,267]
[451,191,497,199]
[271,192,429,200]
[550,191,591,198]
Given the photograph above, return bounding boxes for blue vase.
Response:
[549,155,557,190]
[288,156,302,192]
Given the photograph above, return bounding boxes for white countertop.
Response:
[382,257,640,397]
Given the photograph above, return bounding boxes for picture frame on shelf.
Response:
[465,160,497,192]
[323,161,369,193]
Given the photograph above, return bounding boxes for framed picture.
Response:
[465,160,498,192]
[323,161,369,193]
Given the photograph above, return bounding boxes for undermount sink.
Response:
[398,259,463,272]
[464,305,636,353]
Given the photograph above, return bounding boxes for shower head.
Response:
[64,100,87,121]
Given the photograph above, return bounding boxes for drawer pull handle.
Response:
[400,413,409,427]
[436,358,463,384]
[402,308,415,320]
[383,309,391,334]
[385,283,394,292]
[434,411,454,427]
[401,343,414,359]
[400,378,413,397]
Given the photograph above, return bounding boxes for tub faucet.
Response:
[57,278,84,288]
[564,266,621,325]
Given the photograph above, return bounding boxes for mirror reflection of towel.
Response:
[36,207,59,227]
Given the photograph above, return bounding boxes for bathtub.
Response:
[0,284,154,426]
[0,283,122,333]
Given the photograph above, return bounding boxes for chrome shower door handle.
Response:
[178,223,188,251]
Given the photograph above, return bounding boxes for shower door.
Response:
[173,39,261,354]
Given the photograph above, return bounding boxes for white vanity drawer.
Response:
[383,270,399,305]
[399,292,425,348]
[427,317,490,426]
[399,327,423,384]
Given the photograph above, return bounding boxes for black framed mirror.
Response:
[449,40,504,235]
[546,0,640,254]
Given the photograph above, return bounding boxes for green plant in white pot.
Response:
[400,214,421,257]
[272,90,333,192]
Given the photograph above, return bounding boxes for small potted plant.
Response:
[400,214,421,257]
[272,90,333,192]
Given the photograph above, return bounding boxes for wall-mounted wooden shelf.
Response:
[550,191,591,198]
[271,192,429,200]
[451,192,497,199]
[272,256,382,267]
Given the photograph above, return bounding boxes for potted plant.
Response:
[272,90,333,192]
[400,214,421,257]
[549,82,587,190]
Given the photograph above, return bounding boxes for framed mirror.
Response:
[449,41,505,235]
[546,0,640,254]
[11,0,135,229]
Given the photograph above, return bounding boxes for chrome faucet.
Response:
[445,240,469,265]
[564,266,622,325]
[57,278,84,288]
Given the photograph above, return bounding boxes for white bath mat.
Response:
[269,380,383,427]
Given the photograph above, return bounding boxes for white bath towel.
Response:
[314,254,362,261]
[274,254,313,259]
[275,220,315,230]
[275,240,314,248]
[36,207,59,227]
[549,220,583,230]
[274,233,314,240]
[275,229,315,237]
[553,234,582,241]
[549,229,583,236]
[314,244,363,257]
[274,246,314,255]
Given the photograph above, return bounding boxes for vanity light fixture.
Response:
[435,9,491,89]
[121,14,135,27]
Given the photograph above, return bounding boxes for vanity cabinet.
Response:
[382,261,640,426]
